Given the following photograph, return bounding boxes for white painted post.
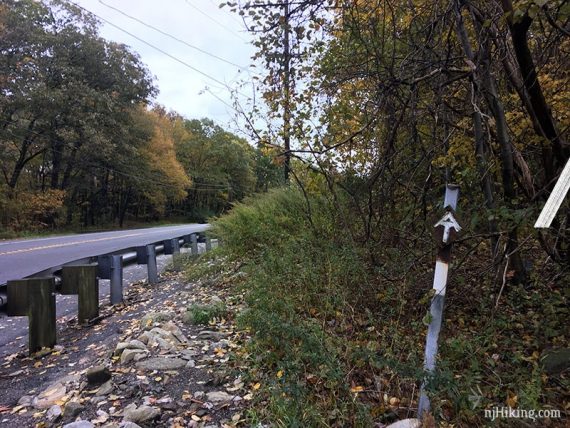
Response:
[418,184,461,419]
[535,158,570,228]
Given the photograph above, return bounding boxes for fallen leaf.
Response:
[506,392,518,408]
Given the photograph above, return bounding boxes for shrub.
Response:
[205,187,568,426]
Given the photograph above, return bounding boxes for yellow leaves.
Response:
[11,405,26,414]
[132,106,191,210]
[8,189,67,230]
[521,350,540,363]
[252,382,261,390]
[276,370,284,379]
[506,391,518,408]
[350,385,365,393]
[214,347,227,357]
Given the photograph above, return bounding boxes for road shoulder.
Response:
[0,256,251,427]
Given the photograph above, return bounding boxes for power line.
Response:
[98,0,251,71]
[65,0,246,96]
[185,0,248,42]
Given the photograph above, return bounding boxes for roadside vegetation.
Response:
[205,1,569,424]
[205,188,567,426]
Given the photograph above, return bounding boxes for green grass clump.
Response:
[183,302,227,325]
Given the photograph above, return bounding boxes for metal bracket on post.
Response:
[61,264,99,324]
[110,255,123,305]
[137,244,158,284]
[164,238,180,255]
[98,255,123,305]
[418,184,461,419]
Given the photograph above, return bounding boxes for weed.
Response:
[183,302,227,325]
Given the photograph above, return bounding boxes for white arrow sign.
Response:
[434,211,462,243]
[535,158,570,228]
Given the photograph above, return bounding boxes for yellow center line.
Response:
[0,232,145,256]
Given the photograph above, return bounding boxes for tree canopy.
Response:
[0,0,264,233]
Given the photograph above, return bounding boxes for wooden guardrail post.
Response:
[61,264,99,323]
[98,255,123,305]
[206,237,212,251]
[136,244,158,284]
[7,278,56,353]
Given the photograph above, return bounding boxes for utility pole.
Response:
[282,0,291,182]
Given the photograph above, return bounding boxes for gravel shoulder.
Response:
[0,257,252,428]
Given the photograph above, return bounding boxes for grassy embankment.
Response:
[183,188,567,427]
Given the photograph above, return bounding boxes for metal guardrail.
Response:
[0,229,216,353]
[0,229,210,309]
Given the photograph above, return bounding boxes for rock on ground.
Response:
[85,365,111,384]
[135,357,187,371]
[123,403,160,424]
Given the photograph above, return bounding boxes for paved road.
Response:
[0,224,209,285]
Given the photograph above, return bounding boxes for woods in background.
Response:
[0,0,280,235]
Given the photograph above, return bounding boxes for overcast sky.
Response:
[73,0,257,128]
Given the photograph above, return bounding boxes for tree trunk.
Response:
[500,0,569,167]
[454,2,499,256]
[469,6,527,283]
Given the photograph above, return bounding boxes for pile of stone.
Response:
[12,309,246,427]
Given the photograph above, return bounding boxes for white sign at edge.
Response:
[535,158,570,228]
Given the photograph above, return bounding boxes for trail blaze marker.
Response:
[418,184,461,418]
[535,158,570,228]
[434,211,462,244]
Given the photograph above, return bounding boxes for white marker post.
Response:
[535,158,570,228]
[418,184,461,419]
